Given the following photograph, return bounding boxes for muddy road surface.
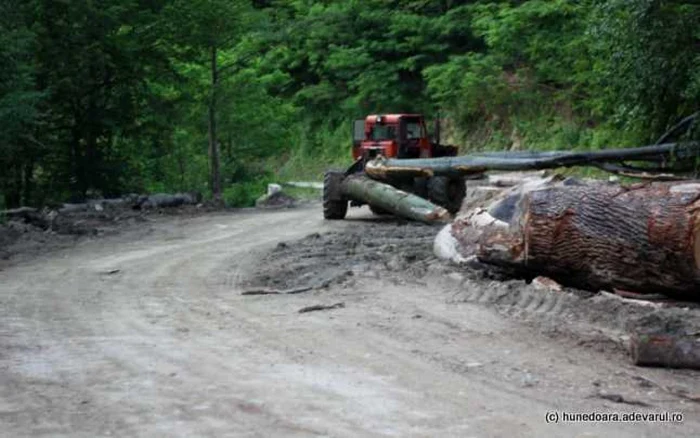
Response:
[1,205,698,437]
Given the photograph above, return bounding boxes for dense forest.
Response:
[1,0,699,208]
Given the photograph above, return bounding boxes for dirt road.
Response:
[1,205,698,437]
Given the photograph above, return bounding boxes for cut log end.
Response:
[466,182,700,296]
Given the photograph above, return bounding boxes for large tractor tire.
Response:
[412,176,429,199]
[323,170,348,219]
[427,176,466,214]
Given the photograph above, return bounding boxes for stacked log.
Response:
[1,192,202,233]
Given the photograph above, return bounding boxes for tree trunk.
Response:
[5,164,22,208]
[208,44,221,201]
[22,158,34,206]
[342,175,450,224]
[468,182,700,296]
[364,142,700,180]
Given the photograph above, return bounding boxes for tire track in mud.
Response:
[244,217,700,346]
[244,217,700,393]
[446,275,700,339]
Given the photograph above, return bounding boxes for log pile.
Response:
[1,192,202,233]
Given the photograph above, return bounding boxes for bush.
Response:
[222,178,272,208]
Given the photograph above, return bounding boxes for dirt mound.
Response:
[243,219,441,290]
[0,203,216,267]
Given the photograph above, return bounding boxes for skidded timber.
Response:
[466,182,700,296]
[364,142,700,180]
[342,175,451,224]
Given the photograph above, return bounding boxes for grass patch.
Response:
[222,177,272,208]
[273,122,352,182]
[284,186,322,201]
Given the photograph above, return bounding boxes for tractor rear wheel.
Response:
[427,176,466,214]
[323,170,348,219]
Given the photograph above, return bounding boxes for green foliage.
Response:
[276,122,350,181]
[284,186,321,201]
[0,1,43,207]
[588,0,700,139]
[1,0,698,208]
[222,177,271,208]
[425,0,597,149]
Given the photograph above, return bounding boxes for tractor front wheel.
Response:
[323,170,348,219]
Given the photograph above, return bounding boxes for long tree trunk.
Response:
[5,164,22,208]
[208,44,221,201]
[364,142,700,180]
[22,158,34,205]
[342,175,450,224]
[469,182,700,296]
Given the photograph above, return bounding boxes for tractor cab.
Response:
[323,112,464,220]
[352,114,432,161]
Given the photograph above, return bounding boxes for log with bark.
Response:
[365,142,700,180]
[134,193,199,209]
[1,207,51,229]
[342,175,451,224]
[449,180,700,297]
[1,192,202,235]
[630,333,700,370]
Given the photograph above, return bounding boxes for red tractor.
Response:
[323,114,466,219]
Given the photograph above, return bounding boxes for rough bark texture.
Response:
[342,175,450,224]
[630,334,700,370]
[472,182,700,296]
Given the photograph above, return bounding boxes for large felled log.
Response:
[1,206,52,229]
[2,207,39,220]
[460,181,700,296]
[630,334,700,369]
[342,175,451,224]
[135,193,199,209]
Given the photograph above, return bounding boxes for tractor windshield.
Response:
[405,122,423,140]
[370,124,397,141]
